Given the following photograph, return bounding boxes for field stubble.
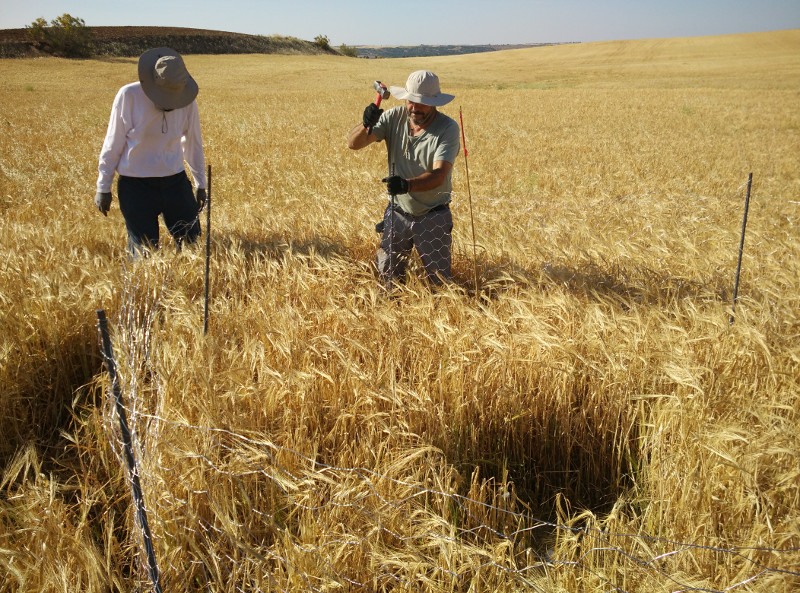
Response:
[1,30,799,591]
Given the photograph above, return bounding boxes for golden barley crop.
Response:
[1,30,799,592]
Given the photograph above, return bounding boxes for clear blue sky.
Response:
[2,0,798,46]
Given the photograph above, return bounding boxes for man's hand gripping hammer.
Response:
[365,81,390,135]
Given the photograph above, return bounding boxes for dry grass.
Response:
[1,30,799,591]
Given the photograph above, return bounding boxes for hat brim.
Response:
[138,47,198,110]
[389,86,454,107]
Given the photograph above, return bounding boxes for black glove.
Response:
[382,175,409,196]
[195,187,207,211]
[363,103,383,133]
[94,191,112,216]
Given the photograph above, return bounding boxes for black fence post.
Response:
[730,173,753,325]
[204,164,212,336]
[96,309,163,593]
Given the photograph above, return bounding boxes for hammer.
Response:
[367,81,390,135]
[373,80,390,107]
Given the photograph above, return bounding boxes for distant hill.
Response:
[0,26,339,58]
[356,43,573,58]
[0,26,572,59]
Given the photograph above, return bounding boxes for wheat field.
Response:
[1,29,799,592]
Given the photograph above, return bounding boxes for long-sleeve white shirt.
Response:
[96,82,206,193]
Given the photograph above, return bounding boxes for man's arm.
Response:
[182,100,207,189]
[407,161,452,193]
[382,160,452,195]
[97,87,128,193]
[347,122,380,150]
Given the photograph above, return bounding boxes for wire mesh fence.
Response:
[102,392,800,592]
[99,251,800,593]
[376,198,454,289]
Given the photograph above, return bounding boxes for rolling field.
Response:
[1,29,799,591]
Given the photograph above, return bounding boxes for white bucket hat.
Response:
[390,70,454,107]
[138,47,198,110]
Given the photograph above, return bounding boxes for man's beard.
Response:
[409,108,436,126]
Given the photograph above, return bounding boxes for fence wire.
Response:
[100,180,799,592]
[103,400,800,592]
[376,197,455,290]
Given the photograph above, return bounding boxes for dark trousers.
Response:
[118,172,200,256]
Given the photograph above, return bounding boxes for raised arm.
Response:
[347,122,380,150]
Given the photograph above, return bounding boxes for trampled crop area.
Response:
[1,30,799,592]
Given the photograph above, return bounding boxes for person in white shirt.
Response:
[95,47,207,256]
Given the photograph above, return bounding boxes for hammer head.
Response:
[373,80,390,100]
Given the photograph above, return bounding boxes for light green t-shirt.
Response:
[373,106,461,216]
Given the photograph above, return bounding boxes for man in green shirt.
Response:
[348,70,460,286]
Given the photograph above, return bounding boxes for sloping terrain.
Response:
[0,25,334,57]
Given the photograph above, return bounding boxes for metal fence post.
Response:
[730,173,753,325]
[96,309,163,593]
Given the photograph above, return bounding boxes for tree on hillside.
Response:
[314,34,331,51]
[26,14,93,58]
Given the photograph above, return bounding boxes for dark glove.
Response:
[195,187,207,211]
[363,103,383,133]
[94,191,112,216]
[382,175,409,196]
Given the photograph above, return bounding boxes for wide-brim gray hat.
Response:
[138,47,198,110]
[389,70,454,107]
